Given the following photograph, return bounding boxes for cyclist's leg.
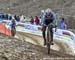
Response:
[42,25,46,45]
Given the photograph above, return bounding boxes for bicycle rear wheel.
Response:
[11,28,16,36]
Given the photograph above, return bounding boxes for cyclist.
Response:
[42,8,57,45]
[11,19,16,36]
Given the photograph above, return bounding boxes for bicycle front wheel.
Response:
[47,28,51,54]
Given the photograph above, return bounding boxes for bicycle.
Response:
[46,23,53,54]
[11,27,16,36]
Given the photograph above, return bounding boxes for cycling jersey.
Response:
[42,11,57,27]
[11,20,16,28]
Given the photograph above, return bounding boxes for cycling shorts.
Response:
[44,19,53,25]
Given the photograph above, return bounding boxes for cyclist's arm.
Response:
[41,15,47,25]
[51,11,57,27]
[51,11,57,32]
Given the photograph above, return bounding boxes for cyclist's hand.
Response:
[55,25,57,32]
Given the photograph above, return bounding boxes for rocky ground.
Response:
[0,0,75,16]
[0,33,74,60]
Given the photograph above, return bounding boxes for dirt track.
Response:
[0,33,74,60]
[16,31,74,55]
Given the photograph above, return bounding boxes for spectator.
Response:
[59,18,67,29]
[35,16,40,25]
[8,14,12,20]
[5,14,8,19]
[30,16,34,24]
[2,14,4,19]
[14,15,17,20]
[13,15,20,21]
[16,16,20,21]
[20,15,24,21]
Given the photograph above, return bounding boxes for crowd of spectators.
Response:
[0,13,68,30]
[30,16,43,25]
[0,13,20,21]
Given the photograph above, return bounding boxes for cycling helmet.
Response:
[45,8,52,14]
